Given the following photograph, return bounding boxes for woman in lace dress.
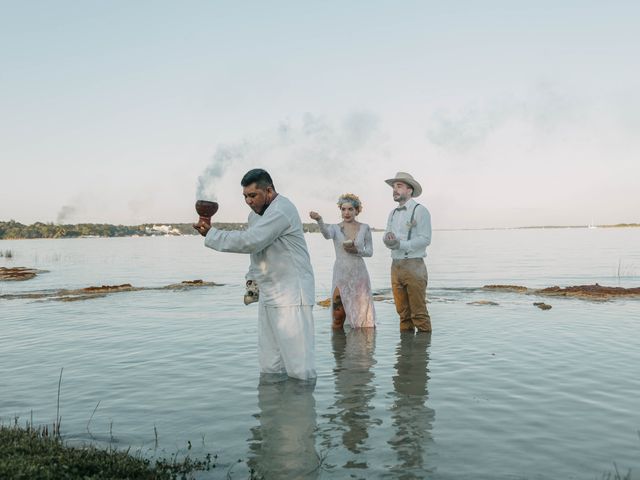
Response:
[310,193,376,329]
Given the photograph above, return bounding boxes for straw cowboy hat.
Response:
[385,172,422,197]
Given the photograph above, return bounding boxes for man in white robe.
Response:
[194,169,316,381]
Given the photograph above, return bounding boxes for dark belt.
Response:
[392,257,424,263]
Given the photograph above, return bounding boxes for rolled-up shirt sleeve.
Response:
[384,211,394,238]
[398,206,431,252]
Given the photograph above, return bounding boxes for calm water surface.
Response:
[2,228,640,479]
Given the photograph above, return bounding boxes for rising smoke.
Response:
[425,84,583,153]
[56,205,77,224]
[195,111,388,203]
[196,141,252,201]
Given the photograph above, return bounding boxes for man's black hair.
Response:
[241,168,275,190]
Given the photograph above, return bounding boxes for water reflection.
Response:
[247,375,318,480]
[323,328,379,472]
[387,331,436,479]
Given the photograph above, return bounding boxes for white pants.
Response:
[258,304,316,381]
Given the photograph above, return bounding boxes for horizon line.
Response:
[2,219,640,232]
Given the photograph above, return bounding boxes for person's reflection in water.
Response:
[387,331,436,478]
[328,328,379,471]
[248,374,319,480]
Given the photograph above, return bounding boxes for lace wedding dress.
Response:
[318,222,376,328]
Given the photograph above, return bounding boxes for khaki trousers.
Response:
[391,258,432,332]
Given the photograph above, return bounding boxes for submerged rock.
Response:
[161,279,218,290]
[81,284,135,293]
[482,283,640,301]
[0,267,48,281]
[482,285,528,292]
[467,300,499,306]
[533,302,552,310]
[317,298,331,308]
[372,289,394,302]
[0,279,220,302]
[536,283,640,299]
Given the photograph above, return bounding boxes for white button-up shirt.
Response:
[384,198,432,259]
[204,194,315,307]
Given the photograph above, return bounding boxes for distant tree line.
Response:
[0,221,145,239]
[0,220,323,239]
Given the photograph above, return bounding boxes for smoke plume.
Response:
[56,205,77,224]
[195,111,388,204]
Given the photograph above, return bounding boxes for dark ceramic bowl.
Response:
[195,200,219,218]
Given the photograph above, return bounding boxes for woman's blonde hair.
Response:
[337,193,362,214]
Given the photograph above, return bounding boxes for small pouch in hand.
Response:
[244,280,259,305]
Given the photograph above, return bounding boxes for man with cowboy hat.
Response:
[383,172,433,332]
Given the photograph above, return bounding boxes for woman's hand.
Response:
[343,242,358,254]
[309,211,322,222]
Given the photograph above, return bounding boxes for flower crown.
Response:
[337,193,362,214]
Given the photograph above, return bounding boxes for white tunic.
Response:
[204,194,315,307]
[204,194,317,380]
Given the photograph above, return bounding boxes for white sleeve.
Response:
[398,206,431,251]
[317,221,335,239]
[205,209,290,254]
[357,225,373,257]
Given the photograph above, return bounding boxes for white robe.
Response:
[204,194,316,380]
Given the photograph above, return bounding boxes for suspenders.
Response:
[391,204,419,258]
[407,204,418,241]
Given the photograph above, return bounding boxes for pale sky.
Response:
[1,1,639,229]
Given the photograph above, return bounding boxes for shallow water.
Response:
[2,228,640,479]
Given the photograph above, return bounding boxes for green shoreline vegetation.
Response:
[1,413,634,480]
[0,421,213,480]
[0,220,321,239]
[1,369,261,479]
[1,220,638,240]
[0,420,265,480]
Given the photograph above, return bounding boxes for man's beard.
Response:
[254,200,271,216]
